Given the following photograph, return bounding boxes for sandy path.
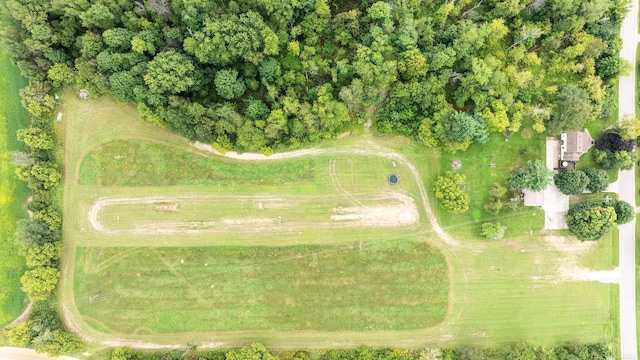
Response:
[0,347,79,360]
[88,193,419,235]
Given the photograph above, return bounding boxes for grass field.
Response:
[58,91,618,349]
[74,241,448,333]
[0,49,30,325]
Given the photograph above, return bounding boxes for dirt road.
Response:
[0,347,78,360]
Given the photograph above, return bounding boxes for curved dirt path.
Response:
[61,135,463,349]
[3,301,33,329]
[191,141,459,247]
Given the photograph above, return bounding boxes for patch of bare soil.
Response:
[331,193,418,227]
[253,198,291,209]
[536,235,617,283]
[152,202,178,212]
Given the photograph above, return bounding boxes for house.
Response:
[560,129,594,162]
[523,189,544,207]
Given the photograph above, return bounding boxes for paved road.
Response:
[0,347,79,360]
[618,0,638,358]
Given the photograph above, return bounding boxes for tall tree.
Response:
[567,202,617,241]
[554,168,589,195]
[509,160,554,191]
[144,50,197,95]
[548,84,594,133]
[584,168,609,193]
[214,69,246,100]
[20,266,60,301]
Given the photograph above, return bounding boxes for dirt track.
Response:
[61,138,459,349]
[88,192,419,235]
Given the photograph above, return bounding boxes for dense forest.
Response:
[0,0,628,153]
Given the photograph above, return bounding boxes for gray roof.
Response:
[560,129,594,162]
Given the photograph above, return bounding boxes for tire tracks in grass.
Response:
[61,132,468,349]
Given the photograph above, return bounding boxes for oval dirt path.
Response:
[61,137,463,349]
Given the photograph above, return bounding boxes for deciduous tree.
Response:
[611,199,634,225]
[554,168,589,195]
[548,84,593,133]
[20,266,60,301]
[584,167,609,193]
[17,127,54,150]
[509,160,554,191]
[433,172,470,214]
[214,69,246,100]
[481,222,506,240]
[567,202,617,241]
[144,50,196,95]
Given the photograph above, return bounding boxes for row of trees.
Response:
[2,77,82,355]
[11,81,63,302]
[103,342,612,360]
[554,168,609,195]
[0,0,628,152]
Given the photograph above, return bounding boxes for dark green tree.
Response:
[584,168,609,193]
[611,199,634,225]
[554,168,589,195]
[444,111,489,145]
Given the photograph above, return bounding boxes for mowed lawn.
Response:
[74,241,448,333]
[435,131,547,239]
[0,50,30,325]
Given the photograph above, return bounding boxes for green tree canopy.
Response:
[509,160,555,191]
[444,111,489,145]
[481,222,506,240]
[548,84,594,133]
[584,167,609,193]
[20,266,60,301]
[567,202,617,241]
[611,199,634,225]
[433,172,470,214]
[225,343,277,360]
[17,127,54,150]
[215,69,247,100]
[593,148,636,170]
[554,168,589,195]
[144,50,197,95]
